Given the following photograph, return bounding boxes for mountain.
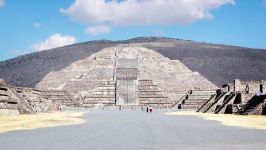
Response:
[0,37,266,87]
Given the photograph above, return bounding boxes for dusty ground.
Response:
[0,109,265,150]
[166,111,266,130]
[0,111,86,134]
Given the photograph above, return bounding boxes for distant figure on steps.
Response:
[146,107,149,113]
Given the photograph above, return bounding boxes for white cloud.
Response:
[61,0,235,26]
[33,22,41,29]
[32,34,76,51]
[0,0,5,8]
[85,25,111,35]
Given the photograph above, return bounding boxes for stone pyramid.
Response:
[36,45,217,107]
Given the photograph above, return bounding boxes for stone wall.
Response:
[227,79,266,94]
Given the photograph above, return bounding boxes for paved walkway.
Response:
[0,109,265,150]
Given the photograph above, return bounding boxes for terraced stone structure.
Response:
[42,90,77,107]
[197,79,266,115]
[0,79,55,115]
[37,46,217,108]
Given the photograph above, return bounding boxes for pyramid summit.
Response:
[36,45,217,107]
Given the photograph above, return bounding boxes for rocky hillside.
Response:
[0,37,266,87]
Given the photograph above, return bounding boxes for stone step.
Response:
[53,101,74,104]
[138,88,159,91]
[138,91,163,95]
[44,94,68,96]
[49,98,72,101]
[183,99,207,103]
[101,81,116,85]
[139,97,169,101]
[45,96,70,99]
[139,95,166,98]
[180,104,199,109]
[139,102,172,104]
[0,104,18,110]
[97,86,115,89]
[183,102,205,105]
[0,95,9,101]
[83,101,115,104]
[191,90,216,95]
[187,95,212,99]
[93,89,115,92]
[92,94,115,96]
[0,90,9,95]
[138,80,153,85]
[86,96,116,98]
[138,90,161,92]
[140,99,171,102]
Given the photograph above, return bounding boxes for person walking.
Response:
[146,107,149,113]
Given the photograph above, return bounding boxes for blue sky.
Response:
[0,0,266,61]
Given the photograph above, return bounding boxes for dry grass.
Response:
[0,111,86,134]
[166,111,266,130]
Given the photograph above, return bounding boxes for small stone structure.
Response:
[0,79,55,115]
[177,90,216,110]
[0,79,19,115]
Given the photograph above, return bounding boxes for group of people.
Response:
[145,106,153,113]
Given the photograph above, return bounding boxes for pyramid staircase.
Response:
[138,80,172,107]
[82,80,116,107]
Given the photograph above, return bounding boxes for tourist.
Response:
[149,107,153,113]
[146,107,149,113]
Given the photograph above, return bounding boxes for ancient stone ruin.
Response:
[0,79,55,115]
[197,79,266,115]
[1,45,265,115]
[36,46,217,108]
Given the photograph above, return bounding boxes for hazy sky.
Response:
[0,0,266,61]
